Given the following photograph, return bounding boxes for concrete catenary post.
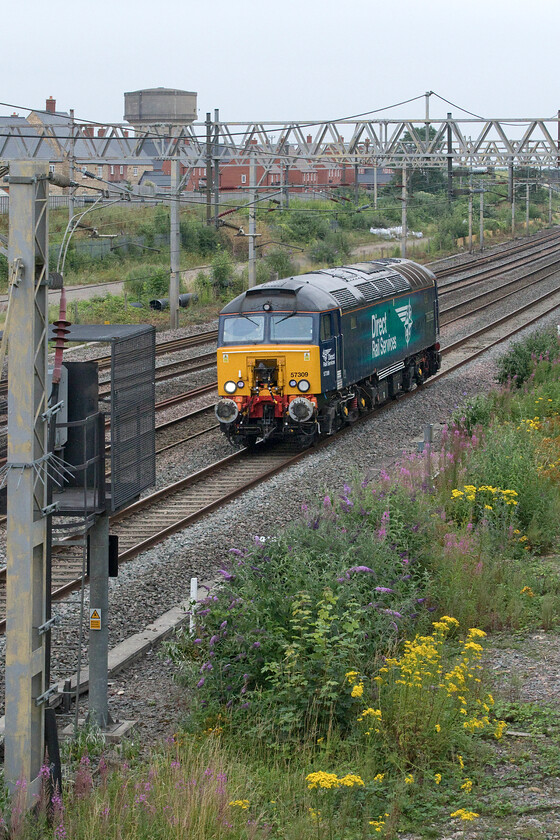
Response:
[5,161,50,799]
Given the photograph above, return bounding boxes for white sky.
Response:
[2,0,559,125]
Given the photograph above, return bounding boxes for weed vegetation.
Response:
[3,332,560,837]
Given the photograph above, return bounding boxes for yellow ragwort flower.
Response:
[451,809,479,821]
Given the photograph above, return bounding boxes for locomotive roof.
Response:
[219,258,436,315]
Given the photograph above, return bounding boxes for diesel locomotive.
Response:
[215,258,441,446]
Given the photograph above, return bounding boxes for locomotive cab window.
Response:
[222,315,265,343]
[320,313,333,341]
[350,315,358,330]
[269,314,314,343]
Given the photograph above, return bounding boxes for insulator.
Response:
[52,288,70,385]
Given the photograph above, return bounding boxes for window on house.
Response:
[241,174,247,184]
[97,165,103,177]
[119,166,124,175]
[110,165,114,175]
[133,166,138,176]
[49,164,55,173]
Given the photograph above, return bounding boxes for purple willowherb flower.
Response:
[323,495,332,508]
[375,586,394,593]
[229,548,243,556]
[416,598,426,603]
[220,620,228,629]
[252,641,261,648]
[197,677,205,688]
[201,662,213,672]
[381,609,402,618]
[241,686,247,695]
[209,635,219,646]
[377,527,387,538]
[301,503,308,512]
[193,638,202,644]
[343,482,352,495]
[240,702,250,709]
[218,570,234,581]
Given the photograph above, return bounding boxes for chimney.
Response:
[98,128,106,137]
[307,135,312,144]
[84,125,94,138]
[46,96,56,114]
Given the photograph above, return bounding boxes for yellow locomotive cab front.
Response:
[217,344,321,399]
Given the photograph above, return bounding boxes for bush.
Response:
[211,248,234,290]
[194,270,214,304]
[166,484,437,741]
[308,231,351,265]
[123,266,169,302]
[180,215,221,256]
[496,327,560,386]
[284,207,330,242]
[263,248,297,278]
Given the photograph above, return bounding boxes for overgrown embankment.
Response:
[4,328,560,839]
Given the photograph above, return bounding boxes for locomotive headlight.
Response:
[215,398,239,423]
[288,397,314,422]
[289,379,297,388]
[297,379,310,393]
[224,380,237,394]
[237,380,244,388]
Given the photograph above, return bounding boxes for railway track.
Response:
[0,329,219,400]
[0,274,559,631]
[434,228,560,280]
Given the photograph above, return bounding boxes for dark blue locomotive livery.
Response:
[215,258,441,445]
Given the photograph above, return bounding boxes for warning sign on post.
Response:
[89,609,101,631]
